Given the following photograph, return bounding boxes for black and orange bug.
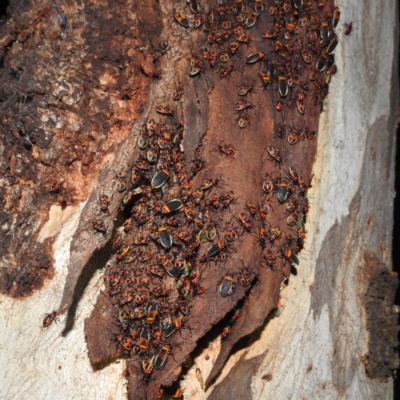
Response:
[254,0,264,13]
[268,4,278,15]
[229,41,240,55]
[119,291,134,306]
[218,143,236,157]
[320,20,330,41]
[191,13,202,28]
[43,311,58,327]
[281,248,300,265]
[162,198,184,214]
[264,252,277,268]
[172,83,184,101]
[220,190,237,208]
[301,49,312,64]
[332,6,341,28]
[150,264,164,279]
[234,0,244,15]
[234,99,253,111]
[224,221,238,242]
[158,227,173,249]
[278,76,289,98]
[205,240,225,259]
[245,52,264,64]
[156,104,174,116]
[261,30,278,40]
[132,234,148,245]
[151,169,169,189]
[238,114,249,128]
[221,326,231,340]
[327,36,339,55]
[246,200,258,217]
[219,50,230,63]
[92,220,107,235]
[209,193,221,209]
[262,172,275,194]
[238,83,253,96]
[217,273,236,298]
[175,12,189,28]
[125,270,136,286]
[267,146,283,164]
[152,285,172,298]
[110,268,123,286]
[188,0,199,14]
[229,308,241,326]
[221,19,232,30]
[164,319,189,338]
[219,65,234,78]
[237,32,250,44]
[98,194,111,213]
[238,213,252,232]
[238,265,254,287]
[316,53,328,72]
[344,22,353,35]
[109,285,121,297]
[277,181,290,203]
[162,259,181,278]
[192,188,204,205]
[286,197,299,213]
[286,212,299,226]
[114,171,127,192]
[153,345,173,370]
[268,225,282,242]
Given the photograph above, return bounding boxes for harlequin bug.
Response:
[217,273,236,298]
[263,252,277,268]
[164,319,190,338]
[268,225,282,242]
[172,83,184,101]
[238,265,254,287]
[332,7,341,28]
[219,65,234,78]
[245,11,259,29]
[262,172,275,193]
[217,144,236,157]
[220,326,231,340]
[267,146,283,164]
[344,22,353,35]
[92,220,107,235]
[175,12,189,28]
[238,83,253,96]
[281,248,300,265]
[156,104,174,116]
[245,52,264,64]
[43,311,58,327]
[162,199,184,214]
[158,227,173,249]
[278,76,289,98]
[233,99,253,111]
[246,200,257,217]
[109,285,121,297]
[224,221,238,242]
[237,115,249,128]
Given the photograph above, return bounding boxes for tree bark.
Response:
[0,0,398,400]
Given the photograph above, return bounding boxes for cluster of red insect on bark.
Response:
[176,0,343,126]
[41,1,350,398]
[88,96,258,393]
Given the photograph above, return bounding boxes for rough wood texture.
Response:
[0,1,398,400]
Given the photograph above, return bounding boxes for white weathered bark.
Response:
[0,0,397,399]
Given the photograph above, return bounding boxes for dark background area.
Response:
[0,0,398,397]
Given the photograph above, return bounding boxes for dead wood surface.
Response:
[0,1,398,400]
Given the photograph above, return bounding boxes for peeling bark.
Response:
[0,1,398,400]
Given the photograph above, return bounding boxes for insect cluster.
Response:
[175,0,342,127]
[89,97,259,393]
[42,1,349,398]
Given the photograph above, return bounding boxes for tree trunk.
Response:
[0,1,398,400]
